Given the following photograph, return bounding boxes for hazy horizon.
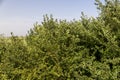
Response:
[0,0,104,36]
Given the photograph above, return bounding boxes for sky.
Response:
[0,0,104,36]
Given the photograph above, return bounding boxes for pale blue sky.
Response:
[0,0,104,36]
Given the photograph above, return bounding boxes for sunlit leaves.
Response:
[1,0,120,79]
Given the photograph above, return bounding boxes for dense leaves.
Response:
[0,0,120,79]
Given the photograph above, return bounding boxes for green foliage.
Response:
[0,0,120,79]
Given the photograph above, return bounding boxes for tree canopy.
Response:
[0,0,120,79]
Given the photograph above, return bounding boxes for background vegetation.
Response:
[0,0,120,79]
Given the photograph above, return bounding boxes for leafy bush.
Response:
[0,0,120,79]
